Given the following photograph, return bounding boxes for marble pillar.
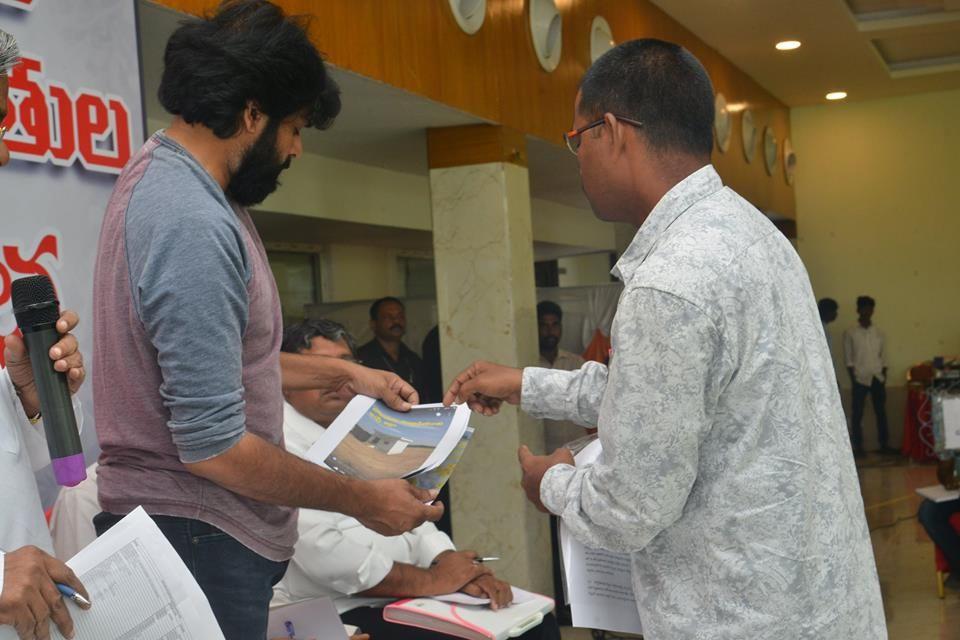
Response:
[428,126,552,594]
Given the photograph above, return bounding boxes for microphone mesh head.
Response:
[12,275,60,328]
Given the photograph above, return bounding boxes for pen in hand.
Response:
[476,556,500,563]
[56,582,92,607]
[285,620,296,639]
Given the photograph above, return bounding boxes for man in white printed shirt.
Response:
[445,39,886,639]
[843,295,893,456]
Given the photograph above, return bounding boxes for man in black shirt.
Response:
[358,298,426,399]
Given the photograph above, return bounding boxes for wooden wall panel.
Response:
[151,0,796,218]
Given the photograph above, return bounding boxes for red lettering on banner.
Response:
[1,54,133,175]
[0,0,34,11]
[0,234,60,368]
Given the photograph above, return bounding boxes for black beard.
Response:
[226,122,291,207]
[539,336,559,352]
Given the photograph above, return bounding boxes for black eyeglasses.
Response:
[563,116,644,155]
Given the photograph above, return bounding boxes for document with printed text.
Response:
[0,507,224,640]
[559,439,644,635]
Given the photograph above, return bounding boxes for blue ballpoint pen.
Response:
[284,620,296,639]
[56,583,91,607]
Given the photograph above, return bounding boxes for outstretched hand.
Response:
[351,479,444,536]
[340,361,420,411]
[443,360,522,416]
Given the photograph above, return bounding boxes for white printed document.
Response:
[305,395,472,492]
[0,507,224,640]
[267,596,347,640]
[559,440,643,635]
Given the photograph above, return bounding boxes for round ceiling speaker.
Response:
[763,126,778,176]
[783,138,797,186]
[448,0,486,35]
[529,0,562,72]
[590,16,614,63]
[741,108,757,163]
[714,92,731,153]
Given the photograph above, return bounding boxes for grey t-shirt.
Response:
[93,131,295,561]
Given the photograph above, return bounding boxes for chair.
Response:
[934,512,960,598]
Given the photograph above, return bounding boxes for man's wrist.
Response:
[336,476,368,519]
[13,384,40,421]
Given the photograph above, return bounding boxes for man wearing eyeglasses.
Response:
[445,39,885,638]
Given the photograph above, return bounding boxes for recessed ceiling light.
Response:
[775,40,801,51]
[825,91,848,101]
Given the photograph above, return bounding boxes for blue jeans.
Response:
[851,379,889,450]
[95,512,288,640]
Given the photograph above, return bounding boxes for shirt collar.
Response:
[611,164,724,283]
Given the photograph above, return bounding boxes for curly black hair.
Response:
[158,0,341,139]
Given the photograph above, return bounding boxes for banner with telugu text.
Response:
[0,0,144,504]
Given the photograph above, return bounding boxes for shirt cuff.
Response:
[417,532,456,568]
[540,463,577,516]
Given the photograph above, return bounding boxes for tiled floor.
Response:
[560,455,960,639]
[862,456,960,639]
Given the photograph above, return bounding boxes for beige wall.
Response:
[793,88,960,446]
[558,252,613,288]
[321,245,404,303]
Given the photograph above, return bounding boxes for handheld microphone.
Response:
[11,275,86,487]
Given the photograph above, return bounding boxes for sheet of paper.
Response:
[267,597,347,640]
[305,396,470,482]
[433,586,538,607]
[943,396,960,450]
[0,507,224,640]
[916,484,960,503]
[558,440,643,635]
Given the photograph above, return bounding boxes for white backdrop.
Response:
[0,0,144,505]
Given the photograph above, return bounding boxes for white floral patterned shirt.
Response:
[524,165,886,639]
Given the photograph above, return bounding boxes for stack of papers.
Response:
[559,440,644,636]
[916,484,960,503]
[0,507,224,640]
[305,395,472,492]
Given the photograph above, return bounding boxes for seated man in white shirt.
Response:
[274,319,560,640]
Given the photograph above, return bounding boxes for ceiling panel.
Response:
[874,30,960,64]
[846,0,944,18]
[651,0,960,106]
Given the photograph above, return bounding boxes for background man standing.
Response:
[358,297,425,399]
[536,301,588,453]
[843,295,893,456]
[818,297,838,354]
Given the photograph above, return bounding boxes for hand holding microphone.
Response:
[8,275,87,486]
